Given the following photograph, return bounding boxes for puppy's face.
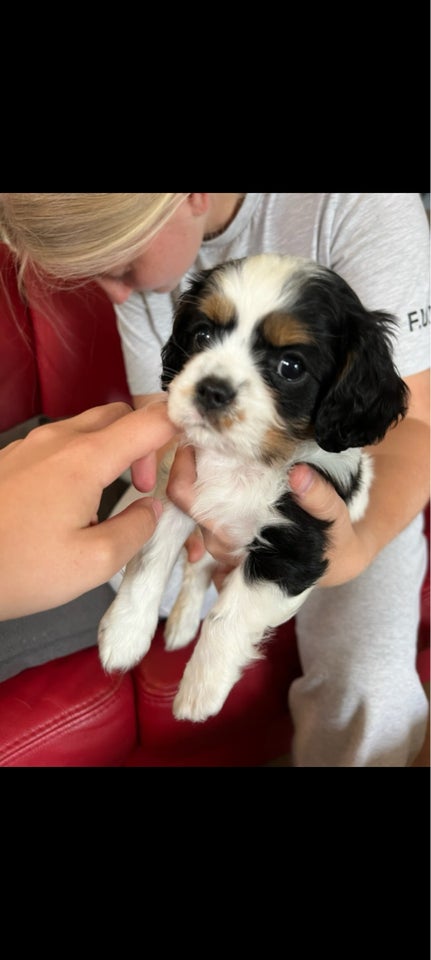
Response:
[162,254,407,459]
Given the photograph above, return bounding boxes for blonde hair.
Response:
[0,193,187,286]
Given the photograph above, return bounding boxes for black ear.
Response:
[314,308,409,453]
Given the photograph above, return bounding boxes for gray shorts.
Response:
[290,512,428,766]
[0,584,115,682]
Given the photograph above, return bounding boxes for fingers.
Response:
[131,450,158,492]
[0,438,23,462]
[289,464,342,521]
[199,528,241,566]
[15,402,179,487]
[90,401,180,486]
[81,496,163,583]
[10,403,134,464]
[212,563,236,593]
[289,463,374,587]
[166,443,197,511]
[184,528,206,563]
[183,528,235,592]
[65,401,133,434]
[136,391,168,409]
[131,438,178,492]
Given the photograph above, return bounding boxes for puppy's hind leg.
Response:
[173,565,312,722]
[164,550,217,651]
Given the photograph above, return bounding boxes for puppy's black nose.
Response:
[195,375,236,412]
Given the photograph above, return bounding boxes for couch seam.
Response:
[0,679,129,764]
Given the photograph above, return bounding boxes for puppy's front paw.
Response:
[173,665,231,722]
[98,601,158,673]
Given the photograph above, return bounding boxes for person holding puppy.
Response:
[0,192,429,767]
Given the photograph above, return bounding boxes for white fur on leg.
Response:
[164,551,217,651]
[173,565,312,722]
[98,502,195,672]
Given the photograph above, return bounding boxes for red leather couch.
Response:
[0,243,428,767]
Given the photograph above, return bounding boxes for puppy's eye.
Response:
[277,355,305,380]
[193,325,213,351]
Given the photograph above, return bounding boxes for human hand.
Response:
[167,447,374,590]
[0,400,178,619]
[288,464,373,586]
[129,392,172,491]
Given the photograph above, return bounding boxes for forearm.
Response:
[288,391,429,589]
[358,416,430,562]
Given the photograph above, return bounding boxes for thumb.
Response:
[185,528,206,564]
[86,497,163,581]
[289,464,340,521]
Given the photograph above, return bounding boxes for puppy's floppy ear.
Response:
[314,305,409,453]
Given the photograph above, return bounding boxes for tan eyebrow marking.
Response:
[262,312,315,347]
[199,291,236,326]
[261,420,314,463]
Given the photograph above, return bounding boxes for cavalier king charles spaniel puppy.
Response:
[98,254,408,721]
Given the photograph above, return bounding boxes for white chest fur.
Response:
[190,442,373,549]
[191,448,289,550]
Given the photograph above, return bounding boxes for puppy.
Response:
[98,254,408,722]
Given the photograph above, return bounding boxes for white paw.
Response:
[173,665,232,722]
[164,606,201,651]
[163,554,214,652]
[98,600,158,673]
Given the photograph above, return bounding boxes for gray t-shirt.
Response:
[115,193,430,395]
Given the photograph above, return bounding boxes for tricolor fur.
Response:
[98,254,408,721]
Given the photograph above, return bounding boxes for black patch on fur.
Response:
[161,269,238,391]
[244,496,332,596]
[288,269,409,452]
[252,330,325,432]
[307,461,363,505]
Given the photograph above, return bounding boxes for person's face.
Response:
[95,198,207,304]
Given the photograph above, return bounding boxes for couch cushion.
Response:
[0,584,116,683]
[129,621,301,766]
[0,647,137,767]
